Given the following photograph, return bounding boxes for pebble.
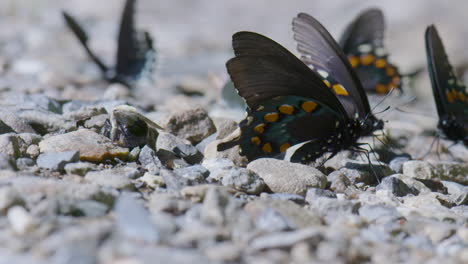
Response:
[85,167,140,189]
[174,165,209,184]
[36,151,80,171]
[114,194,160,243]
[0,133,24,158]
[376,174,420,197]
[220,168,265,194]
[39,129,129,162]
[161,107,216,144]
[250,227,322,251]
[7,206,35,234]
[247,159,327,195]
[138,145,162,174]
[403,161,468,185]
[64,162,97,176]
[0,153,15,170]
[136,172,165,189]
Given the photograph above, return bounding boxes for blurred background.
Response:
[0,0,467,104]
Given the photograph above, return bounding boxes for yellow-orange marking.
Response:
[278,105,294,115]
[375,58,386,68]
[446,90,455,103]
[360,54,375,66]
[386,67,396,77]
[262,143,273,153]
[333,84,349,96]
[264,112,279,122]
[458,92,466,102]
[251,137,261,146]
[253,123,266,134]
[323,80,331,87]
[349,56,360,68]
[375,84,388,94]
[280,143,291,153]
[301,101,318,112]
[392,76,401,86]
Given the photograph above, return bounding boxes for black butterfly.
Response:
[425,25,468,146]
[332,8,402,94]
[218,13,383,164]
[63,0,156,87]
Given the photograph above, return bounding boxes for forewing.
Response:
[339,8,385,53]
[292,13,372,117]
[227,31,346,117]
[425,25,468,120]
[115,0,156,85]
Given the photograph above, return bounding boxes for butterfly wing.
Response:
[339,8,384,54]
[292,13,372,117]
[115,0,156,86]
[218,32,349,161]
[62,11,109,74]
[338,9,401,94]
[425,25,468,142]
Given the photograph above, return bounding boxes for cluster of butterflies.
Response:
[62,1,466,165]
[218,9,468,164]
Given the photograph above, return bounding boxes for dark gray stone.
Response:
[139,145,163,174]
[389,155,411,173]
[0,119,14,134]
[376,175,420,197]
[15,157,34,170]
[220,168,265,194]
[36,151,80,171]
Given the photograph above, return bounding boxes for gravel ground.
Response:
[0,0,467,263]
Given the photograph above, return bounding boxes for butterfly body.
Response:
[337,9,402,94]
[218,13,383,164]
[425,25,468,146]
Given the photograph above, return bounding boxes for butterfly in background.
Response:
[218,13,383,164]
[425,25,468,146]
[63,0,156,88]
[331,8,402,94]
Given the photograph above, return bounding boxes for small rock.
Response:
[138,145,163,174]
[245,199,322,228]
[221,168,265,194]
[156,132,203,164]
[114,194,159,243]
[358,204,401,223]
[181,185,238,203]
[376,175,420,197]
[344,161,394,184]
[85,167,141,189]
[162,107,216,144]
[103,83,131,100]
[389,155,411,173]
[7,206,35,234]
[84,114,109,131]
[64,162,96,176]
[36,151,80,171]
[16,157,35,170]
[160,169,191,190]
[259,193,306,205]
[250,227,322,251]
[26,144,40,159]
[213,118,238,140]
[204,242,242,262]
[0,110,35,133]
[39,129,129,162]
[0,133,24,158]
[256,207,296,232]
[247,159,327,195]
[403,160,468,185]
[0,186,23,213]
[136,172,165,188]
[328,169,357,194]
[0,119,14,134]
[0,153,15,170]
[149,192,192,215]
[308,197,360,223]
[202,158,235,182]
[305,188,337,202]
[200,186,232,226]
[174,165,209,184]
[204,139,248,167]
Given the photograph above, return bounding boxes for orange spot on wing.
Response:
[264,112,279,122]
[360,54,375,66]
[386,67,396,77]
[375,58,386,68]
[375,84,389,94]
[333,84,349,96]
[262,143,273,153]
[323,80,331,88]
[301,101,318,112]
[251,137,261,146]
[253,124,266,134]
[278,105,294,115]
[446,90,455,103]
[349,56,360,68]
[279,143,291,153]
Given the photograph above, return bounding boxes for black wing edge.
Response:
[62,11,109,74]
[339,8,385,53]
[115,0,156,85]
[293,13,372,114]
[425,24,448,118]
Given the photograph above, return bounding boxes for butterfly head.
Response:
[359,115,383,137]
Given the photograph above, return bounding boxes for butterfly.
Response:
[332,8,402,94]
[217,13,383,164]
[425,25,468,146]
[63,0,156,87]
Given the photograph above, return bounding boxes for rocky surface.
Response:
[0,0,466,263]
